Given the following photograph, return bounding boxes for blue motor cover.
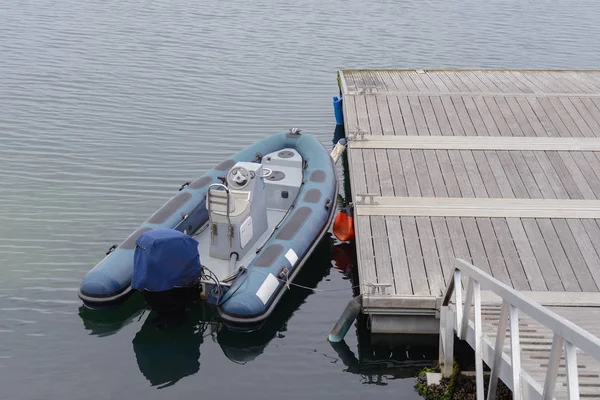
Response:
[132,229,202,292]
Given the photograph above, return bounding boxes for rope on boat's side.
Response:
[251,268,359,293]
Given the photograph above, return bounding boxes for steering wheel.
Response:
[227,166,251,189]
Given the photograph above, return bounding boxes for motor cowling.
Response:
[132,229,202,318]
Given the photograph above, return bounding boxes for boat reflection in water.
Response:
[131,234,335,386]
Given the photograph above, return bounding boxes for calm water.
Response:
[2,0,600,398]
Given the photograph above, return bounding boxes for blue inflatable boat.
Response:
[78,129,345,329]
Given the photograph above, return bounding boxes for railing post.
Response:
[439,306,455,377]
[509,305,522,400]
[487,300,509,400]
[454,270,463,336]
[460,278,474,340]
[564,341,580,400]
[473,281,484,400]
[543,334,564,400]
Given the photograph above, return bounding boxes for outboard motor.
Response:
[132,229,202,321]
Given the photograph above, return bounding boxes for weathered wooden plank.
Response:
[484,151,516,198]
[583,152,600,191]
[559,97,594,137]
[455,96,480,136]
[536,218,581,291]
[417,217,446,296]
[526,97,558,137]
[436,150,462,197]
[448,150,475,197]
[354,91,381,197]
[426,71,451,92]
[562,72,600,93]
[443,71,471,92]
[566,218,600,290]
[493,218,530,290]
[463,71,492,92]
[387,95,407,136]
[570,151,600,199]
[371,215,396,293]
[418,72,443,92]
[570,98,600,135]
[472,151,501,198]
[505,218,548,291]
[424,150,455,288]
[510,71,544,93]
[385,216,412,295]
[549,97,583,137]
[540,71,573,93]
[548,151,596,199]
[581,220,600,274]
[552,219,598,291]
[398,72,419,92]
[407,71,430,93]
[533,151,570,199]
[521,218,565,291]
[505,96,535,136]
[409,96,430,136]
[439,96,464,136]
[460,150,488,198]
[356,215,377,292]
[432,71,461,92]
[521,72,553,93]
[462,217,492,275]
[420,96,442,136]
[520,150,556,199]
[545,151,585,199]
[388,71,409,92]
[375,71,397,92]
[431,217,455,286]
[493,71,527,93]
[510,151,543,198]
[388,150,408,197]
[497,150,530,198]
[447,217,472,263]
[454,71,481,92]
[497,97,525,136]
[485,97,513,136]
[401,216,430,295]
[580,98,600,135]
[424,150,446,196]
[344,97,368,195]
[474,96,501,136]
[398,96,418,135]
[412,150,434,197]
[476,217,512,285]
[376,95,394,135]
[515,97,547,137]
[400,150,420,197]
[538,97,574,138]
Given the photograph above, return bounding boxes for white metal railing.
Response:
[439,259,600,400]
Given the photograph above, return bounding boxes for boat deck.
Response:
[340,69,600,333]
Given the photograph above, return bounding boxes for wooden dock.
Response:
[339,69,600,334]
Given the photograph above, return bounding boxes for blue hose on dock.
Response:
[328,295,362,343]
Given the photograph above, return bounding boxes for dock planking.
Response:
[340,70,600,325]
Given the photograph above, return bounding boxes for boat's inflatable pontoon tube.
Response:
[78,131,336,311]
[217,132,338,328]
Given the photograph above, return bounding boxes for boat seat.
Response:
[208,188,251,221]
